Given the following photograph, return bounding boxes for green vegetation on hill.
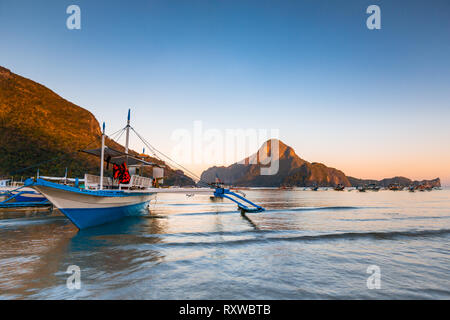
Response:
[0,66,194,186]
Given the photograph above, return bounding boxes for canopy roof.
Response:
[83,147,160,167]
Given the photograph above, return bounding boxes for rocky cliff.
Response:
[348,176,441,188]
[201,139,351,187]
[0,66,194,186]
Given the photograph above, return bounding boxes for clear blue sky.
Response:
[1,0,449,184]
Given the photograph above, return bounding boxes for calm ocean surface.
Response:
[0,188,449,299]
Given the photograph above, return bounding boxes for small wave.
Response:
[173,210,238,216]
[0,216,67,228]
[267,206,370,213]
[157,203,213,207]
[340,216,450,222]
[144,228,280,239]
[172,206,369,216]
[156,228,450,248]
[266,228,450,242]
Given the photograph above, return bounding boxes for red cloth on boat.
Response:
[119,163,131,184]
[113,163,131,184]
[113,164,120,179]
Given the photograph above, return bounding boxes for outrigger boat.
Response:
[0,178,50,208]
[0,169,87,207]
[0,188,46,202]
[357,185,366,192]
[24,111,264,229]
[0,187,50,208]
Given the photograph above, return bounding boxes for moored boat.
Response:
[388,183,404,191]
[1,178,50,208]
[24,111,165,228]
[29,178,155,229]
[0,187,46,202]
[357,186,366,192]
[25,110,265,229]
[366,183,380,191]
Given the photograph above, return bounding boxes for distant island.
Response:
[200,139,441,188]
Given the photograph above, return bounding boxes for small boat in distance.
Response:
[334,184,345,191]
[366,183,380,191]
[416,184,433,192]
[388,183,404,191]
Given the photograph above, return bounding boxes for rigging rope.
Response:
[107,126,126,142]
[130,127,211,186]
[114,129,126,144]
[108,126,126,145]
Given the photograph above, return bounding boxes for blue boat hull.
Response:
[61,201,150,229]
[14,194,47,202]
[28,179,156,229]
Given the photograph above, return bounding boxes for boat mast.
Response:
[100,122,105,190]
[125,109,130,164]
[140,147,145,176]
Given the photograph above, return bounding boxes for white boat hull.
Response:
[33,184,156,229]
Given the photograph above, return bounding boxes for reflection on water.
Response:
[0,189,449,299]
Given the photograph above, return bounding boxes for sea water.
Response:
[0,188,449,299]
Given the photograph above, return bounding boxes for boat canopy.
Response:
[83,146,159,167]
